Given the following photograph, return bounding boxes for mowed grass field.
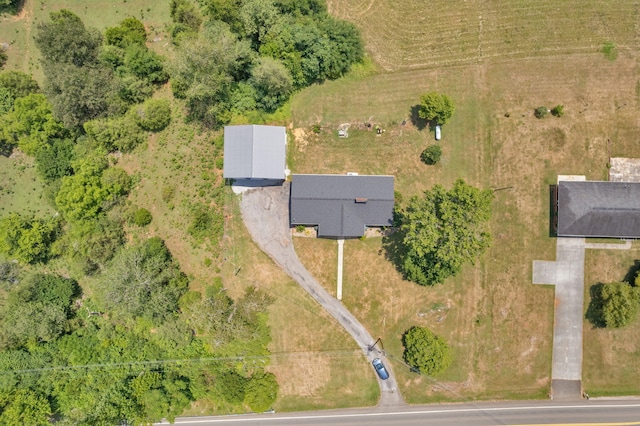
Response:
[327,0,640,72]
[291,0,640,402]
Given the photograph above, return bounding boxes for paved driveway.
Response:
[239,183,405,407]
[533,237,586,399]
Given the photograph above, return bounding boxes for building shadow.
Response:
[549,185,558,237]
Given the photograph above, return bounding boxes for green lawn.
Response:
[290,0,640,401]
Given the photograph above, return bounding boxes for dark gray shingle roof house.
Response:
[223,125,286,180]
[290,174,395,238]
[557,180,640,238]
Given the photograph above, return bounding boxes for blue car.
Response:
[372,358,389,380]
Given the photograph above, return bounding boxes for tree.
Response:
[0,71,40,100]
[36,10,122,128]
[244,372,278,412]
[170,0,203,36]
[55,153,129,222]
[96,237,188,322]
[398,179,493,286]
[51,216,124,274]
[0,93,67,155]
[240,0,282,47]
[0,388,51,426]
[420,144,442,165]
[249,56,293,111]
[84,114,145,152]
[123,44,168,84]
[132,98,172,131]
[589,281,640,328]
[42,63,122,129]
[0,213,59,264]
[35,138,75,182]
[105,17,147,48]
[402,326,452,376]
[170,21,254,127]
[418,92,455,125]
[34,9,102,67]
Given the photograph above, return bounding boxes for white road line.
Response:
[163,404,640,424]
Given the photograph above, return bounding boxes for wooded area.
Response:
[0,0,364,423]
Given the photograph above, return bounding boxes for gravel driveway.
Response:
[239,183,404,407]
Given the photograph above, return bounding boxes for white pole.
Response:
[337,239,344,300]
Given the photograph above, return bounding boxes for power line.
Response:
[0,349,365,376]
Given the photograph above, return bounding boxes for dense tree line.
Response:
[0,5,288,422]
[171,0,364,126]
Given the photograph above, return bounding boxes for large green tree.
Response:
[34,9,102,67]
[418,92,455,125]
[398,179,493,286]
[402,326,451,376]
[0,93,66,155]
[0,213,59,264]
[589,281,640,328]
[244,372,278,412]
[35,10,122,128]
[96,237,188,322]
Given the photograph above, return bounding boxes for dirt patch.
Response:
[292,128,310,152]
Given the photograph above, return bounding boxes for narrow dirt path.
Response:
[239,183,405,408]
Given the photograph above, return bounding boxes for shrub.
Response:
[534,106,548,119]
[421,144,442,165]
[403,326,452,376]
[133,208,152,226]
[551,104,564,117]
[133,98,171,132]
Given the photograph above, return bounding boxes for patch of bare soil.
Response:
[292,128,310,152]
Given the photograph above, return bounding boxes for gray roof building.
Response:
[223,125,286,180]
[290,174,395,238]
[557,180,640,238]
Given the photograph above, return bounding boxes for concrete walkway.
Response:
[533,237,586,400]
[239,184,405,407]
[337,239,344,300]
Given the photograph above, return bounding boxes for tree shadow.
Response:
[0,142,13,157]
[623,259,640,285]
[0,0,25,15]
[409,105,429,131]
[381,224,407,279]
[585,283,606,328]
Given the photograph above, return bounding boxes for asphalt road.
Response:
[161,400,640,425]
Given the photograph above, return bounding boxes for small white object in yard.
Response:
[346,172,358,176]
[435,125,442,140]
